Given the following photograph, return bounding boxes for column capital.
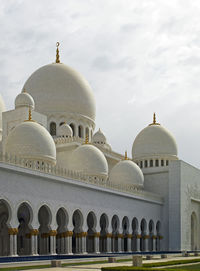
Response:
[30,229,39,235]
[49,230,57,236]
[8,228,18,235]
[117,233,124,238]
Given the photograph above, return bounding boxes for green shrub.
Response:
[143,258,200,267]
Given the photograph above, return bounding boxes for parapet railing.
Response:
[0,152,163,203]
[54,136,125,160]
[54,136,84,145]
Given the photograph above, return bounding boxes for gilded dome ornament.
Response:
[149,112,160,126]
[84,134,89,144]
[56,42,60,63]
[24,108,35,122]
[124,150,128,160]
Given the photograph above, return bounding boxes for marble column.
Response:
[144,235,149,252]
[49,230,57,255]
[136,234,141,252]
[8,228,18,256]
[106,233,112,253]
[118,234,123,252]
[152,236,156,251]
[111,236,115,252]
[64,231,73,254]
[156,236,161,251]
[127,234,132,252]
[94,232,100,253]
[81,232,87,254]
[30,229,39,255]
[9,234,14,256]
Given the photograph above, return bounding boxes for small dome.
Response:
[110,159,144,188]
[70,144,108,179]
[23,63,96,121]
[132,115,178,160]
[57,123,72,137]
[5,121,56,165]
[15,90,35,110]
[92,128,107,144]
[92,128,111,150]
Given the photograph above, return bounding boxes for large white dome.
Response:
[23,63,96,121]
[5,121,56,165]
[110,160,144,188]
[70,144,108,179]
[132,122,178,160]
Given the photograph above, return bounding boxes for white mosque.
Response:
[0,43,199,257]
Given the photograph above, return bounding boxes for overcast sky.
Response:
[1,0,200,167]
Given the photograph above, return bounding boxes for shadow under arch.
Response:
[86,211,97,253]
[0,199,12,256]
[100,213,109,253]
[38,204,52,255]
[17,202,33,255]
[56,207,69,254]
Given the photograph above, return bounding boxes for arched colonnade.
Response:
[0,200,162,256]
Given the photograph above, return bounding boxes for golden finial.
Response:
[124,150,128,160]
[149,112,160,126]
[85,134,89,144]
[56,42,60,63]
[153,112,156,124]
[24,107,35,122]
[28,107,32,121]
[22,88,27,93]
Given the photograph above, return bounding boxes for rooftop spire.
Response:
[56,42,60,63]
[124,150,128,160]
[28,107,32,121]
[153,112,156,124]
[24,107,35,122]
[85,134,89,144]
[149,112,160,126]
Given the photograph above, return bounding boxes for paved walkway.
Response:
[2,255,200,271]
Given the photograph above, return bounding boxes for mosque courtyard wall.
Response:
[0,161,163,256]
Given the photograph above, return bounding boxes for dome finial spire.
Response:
[153,112,156,124]
[149,112,160,126]
[28,107,32,121]
[85,134,89,144]
[24,107,35,122]
[124,150,128,160]
[56,42,60,63]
